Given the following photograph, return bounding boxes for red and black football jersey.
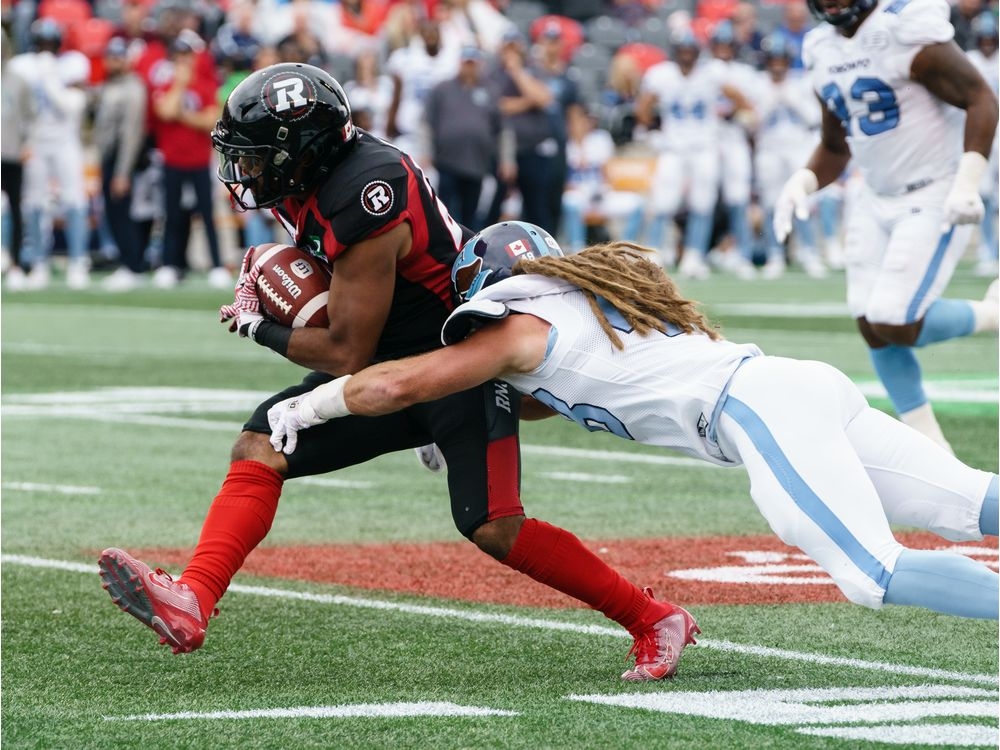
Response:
[273,132,471,361]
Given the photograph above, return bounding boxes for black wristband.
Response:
[251,320,292,357]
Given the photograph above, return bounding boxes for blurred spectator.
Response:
[610,0,655,28]
[150,30,229,289]
[10,19,91,290]
[635,29,752,278]
[211,0,261,80]
[952,0,989,50]
[533,19,583,234]
[381,1,420,55]
[276,2,329,69]
[967,11,999,277]
[385,15,459,166]
[706,20,758,279]
[340,0,392,37]
[730,1,764,68]
[752,33,826,280]
[561,105,643,253]
[2,27,35,291]
[94,36,149,292]
[343,47,394,139]
[599,50,644,144]
[423,45,510,230]
[438,0,516,54]
[494,28,561,230]
[774,3,812,70]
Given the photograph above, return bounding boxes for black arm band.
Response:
[252,320,293,357]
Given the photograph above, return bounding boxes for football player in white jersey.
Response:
[9,19,91,290]
[774,0,1000,452]
[706,20,759,280]
[635,30,753,279]
[752,33,828,280]
[967,12,999,278]
[270,221,999,623]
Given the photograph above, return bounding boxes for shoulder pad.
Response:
[884,0,953,47]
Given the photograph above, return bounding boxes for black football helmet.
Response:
[211,62,356,209]
[806,0,876,28]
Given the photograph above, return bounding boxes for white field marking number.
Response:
[569,686,999,747]
[669,548,1000,585]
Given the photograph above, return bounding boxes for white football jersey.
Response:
[640,60,728,151]
[753,71,822,153]
[802,0,964,195]
[385,41,459,136]
[448,275,762,465]
[704,57,756,146]
[8,51,88,144]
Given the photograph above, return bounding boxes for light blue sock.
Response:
[65,206,89,262]
[622,206,643,242]
[982,195,998,261]
[980,475,998,536]
[884,549,999,619]
[684,211,714,256]
[869,345,926,414]
[764,209,783,261]
[915,299,976,347]
[646,213,670,252]
[793,214,817,250]
[727,203,753,261]
[818,194,841,239]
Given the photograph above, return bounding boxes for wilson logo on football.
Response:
[261,74,316,120]
[361,180,394,216]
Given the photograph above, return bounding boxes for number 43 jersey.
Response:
[458,275,762,465]
[803,0,964,196]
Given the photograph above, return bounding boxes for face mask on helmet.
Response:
[806,0,876,28]
[211,62,356,209]
[452,221,564,303]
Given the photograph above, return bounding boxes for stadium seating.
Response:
[584,15,632,50]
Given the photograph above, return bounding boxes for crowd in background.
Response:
[0,0,997,291]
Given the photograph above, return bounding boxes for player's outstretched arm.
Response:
[267,314,550,454]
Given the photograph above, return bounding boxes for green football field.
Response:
[2,262,997,749]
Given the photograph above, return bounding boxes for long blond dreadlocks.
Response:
[513,242,721,349]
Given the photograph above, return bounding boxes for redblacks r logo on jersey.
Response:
[261,73,317,121]
[361,180,394,216]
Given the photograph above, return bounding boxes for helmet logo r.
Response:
[361,180,394,216]
[262,74,317,120]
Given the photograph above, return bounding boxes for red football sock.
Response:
[500,518,673,636]
[179,460,283,620]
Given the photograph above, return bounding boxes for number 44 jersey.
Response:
[803,0,965,196]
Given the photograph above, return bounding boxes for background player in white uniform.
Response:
[635,30,753,280]
[752,33,827,279]
[966,12,999,278]
[270,221,999,623]
[774,0,999,451]
[561,105,643,254]
[9,19,91,290]
[706,20,759,280]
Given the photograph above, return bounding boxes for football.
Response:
[252,243,331,328]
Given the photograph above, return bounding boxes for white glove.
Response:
[414,444,447,473]
[943,152,988,227]
[267,375,353,454]
[773,168,818,243]
[220,246,262,333]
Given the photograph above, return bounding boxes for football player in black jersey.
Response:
[98,63,690,681]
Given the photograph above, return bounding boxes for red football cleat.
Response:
[98,547,211,654]
[621,588,700,681]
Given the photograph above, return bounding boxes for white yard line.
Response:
[2,482,100,495]
[104,701,519,722]
[3,554,995,687]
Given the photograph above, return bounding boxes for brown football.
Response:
[252,243,331,328]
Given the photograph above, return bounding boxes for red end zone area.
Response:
[136,532,999,608]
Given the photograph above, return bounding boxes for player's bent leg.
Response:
[844,406,996,540]
[718,357,904,610]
